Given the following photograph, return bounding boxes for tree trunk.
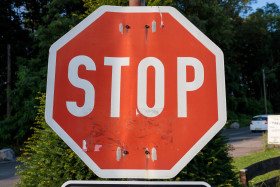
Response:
[7,43,11,117]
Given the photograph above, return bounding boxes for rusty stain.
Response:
[145,157,149,170]
[166,130,172,134]
[145,148,150,169]
[125,25,130,34]
[158,7,164,28]
[145,148,150,158]
[161,134,173,143]
[81,112,172,168]
[136,135,148,139]
[145,25,149,42]
[107,137,121,145]
[122,149,128,156]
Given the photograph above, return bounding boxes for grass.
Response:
[251,170,280,186]
[232,148,280,185]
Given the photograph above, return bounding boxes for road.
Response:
[223,127,264,157]
[0,161,20,187]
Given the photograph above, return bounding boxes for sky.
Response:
[250,0,280,11]
[241,0,280,17]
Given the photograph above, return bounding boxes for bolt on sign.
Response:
[45,6,226,179]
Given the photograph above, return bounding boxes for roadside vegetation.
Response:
[16,94,98,186]
[226,115,252,129]
[232,132,280,185]
[233,148,280,172]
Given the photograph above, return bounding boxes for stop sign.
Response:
[45,6,226,179]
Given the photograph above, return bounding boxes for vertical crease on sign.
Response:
[158,7,164,28]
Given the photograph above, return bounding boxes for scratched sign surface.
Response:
[45,6,226,179]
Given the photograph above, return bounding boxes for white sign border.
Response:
[46,6,226,179]
[62,180,211,187]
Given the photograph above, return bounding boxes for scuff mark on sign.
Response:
[152,147,157,162]
[116,147,121,161]
[82,140,87,152]
[152,20,156,32]
[119,23,123,34]
[94,145,102,151]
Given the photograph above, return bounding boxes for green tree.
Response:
[0,0,86,148]
[20,0,50,32]
[175,133,239,186]
[82,0,173,17]
[232,3,280,115]
[0,0,31,148]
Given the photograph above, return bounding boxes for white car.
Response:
[250,115,268,132]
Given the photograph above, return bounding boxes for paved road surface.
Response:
[223,127,264,157]
[0,161,20,187]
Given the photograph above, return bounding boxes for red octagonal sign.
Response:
[45,6,226,179]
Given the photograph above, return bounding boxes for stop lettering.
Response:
[67,56,204,118]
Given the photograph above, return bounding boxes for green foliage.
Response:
[175,133,240,186]
[82,0,129,17]
[227,97,273,127]
[0,0,86,149]
[16,93,98,186]
[0,0,33,148]
[232,3,280,114]
[81,0,173,18]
